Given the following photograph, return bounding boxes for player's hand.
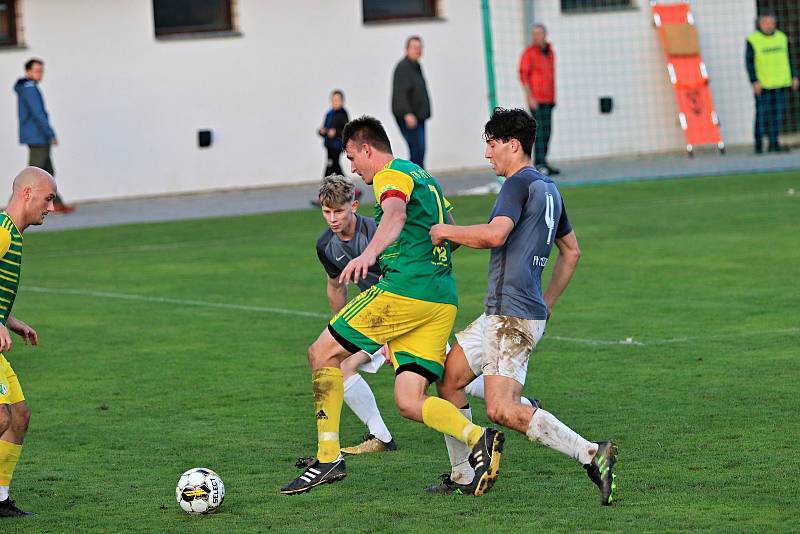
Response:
[7,317,38,346]
[51,138,59,146]
[404,113,417,129]
[339,251,377,285]
[752,81,762,96]
[327,129,336,138]
[380,344,392,364]
[528,96,538,110]
[0,324,12,353]
[793,78,800,92]
[318,127,326,136]
[429,224,449,246]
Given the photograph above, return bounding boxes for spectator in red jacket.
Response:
[519,24,559,176]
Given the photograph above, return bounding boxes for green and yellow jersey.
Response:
[371,159,458,307]
[0,214,22,326]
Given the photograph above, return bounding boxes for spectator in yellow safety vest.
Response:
[745,13,800,154]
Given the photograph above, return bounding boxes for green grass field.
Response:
[5,171,799,532]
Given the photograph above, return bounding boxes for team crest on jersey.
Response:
[0,384,7,395]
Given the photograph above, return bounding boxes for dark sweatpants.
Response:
[530,104,555,167]
[28,144,66,204]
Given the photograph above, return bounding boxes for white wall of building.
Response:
[0,0,760,203]
[0,0,492,202]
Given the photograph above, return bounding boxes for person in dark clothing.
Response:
[745,13,799,153]
[391,36,431,168]
[518,24,559,176]
[13,59,73,214]
[311,91,360,207]
[319,90,350,176]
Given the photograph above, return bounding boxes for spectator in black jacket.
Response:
[319,90,350,176]
[312,91,360,207]
[391,36,431,168]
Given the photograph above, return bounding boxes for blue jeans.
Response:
[397,119,426,168]
[754,88,787,151]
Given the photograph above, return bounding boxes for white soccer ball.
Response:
[175,467,225,515]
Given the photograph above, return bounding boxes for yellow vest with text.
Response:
[748,30,792,89]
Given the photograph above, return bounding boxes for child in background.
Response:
[319,90,349,177]
[312,90,361,206]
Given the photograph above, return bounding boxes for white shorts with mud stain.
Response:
[456,313,546,386]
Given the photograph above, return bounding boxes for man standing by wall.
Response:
[392,36,431,168]
[746,13,799,154]
[519,24,559,176]
[14,59,73,213]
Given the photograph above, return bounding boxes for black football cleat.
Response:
[583,441,618,506]
[424,473,476,495]
[280,456,346,495]
[469,427,505,497]
[0,498,33,517]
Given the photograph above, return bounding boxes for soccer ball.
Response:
[175,467,225,514]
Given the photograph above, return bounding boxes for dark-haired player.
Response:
[427,108,618,505]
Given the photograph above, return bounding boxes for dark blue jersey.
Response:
[485,167,572,320]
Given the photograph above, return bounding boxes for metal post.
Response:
[481,0,497,115]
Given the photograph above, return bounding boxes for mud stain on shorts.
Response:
[484,315,535,382]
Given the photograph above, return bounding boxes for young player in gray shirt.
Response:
[315,175,397,455]
[315,174,540,458]
[427,108,617,504]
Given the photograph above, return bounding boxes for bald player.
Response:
[0,167,57,517]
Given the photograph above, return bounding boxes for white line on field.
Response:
[545,335,644,346]
[25,286,329,319]
[22,286,799,346]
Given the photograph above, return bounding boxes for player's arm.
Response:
[5,314,38,346]
[317,239,349,312]
[339,197,406,285]
[543,230,580,319]
[432,176,524,249]
[445,209,461,252]
[430,216,514,249]
[0,228,12,352]
[326,276,348,314]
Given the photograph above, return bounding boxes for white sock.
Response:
[526,409,597,464]
[0,485,8,501]
[445,407,475,484]
[343,374,392,443]
[465,374,534,407]
[463,374,484,398]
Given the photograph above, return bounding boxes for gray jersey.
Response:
[485,167,572,320]
[316,214,381,292]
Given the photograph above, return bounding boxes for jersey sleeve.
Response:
[490,176,528,225]
[316,237,341,279]
[443,195,454,213]
[372,169,414,204]
[0,227,11,258]
[555,199,573,239]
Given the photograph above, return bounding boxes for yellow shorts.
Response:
[0,353,25,405]
[329,287,457,381]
